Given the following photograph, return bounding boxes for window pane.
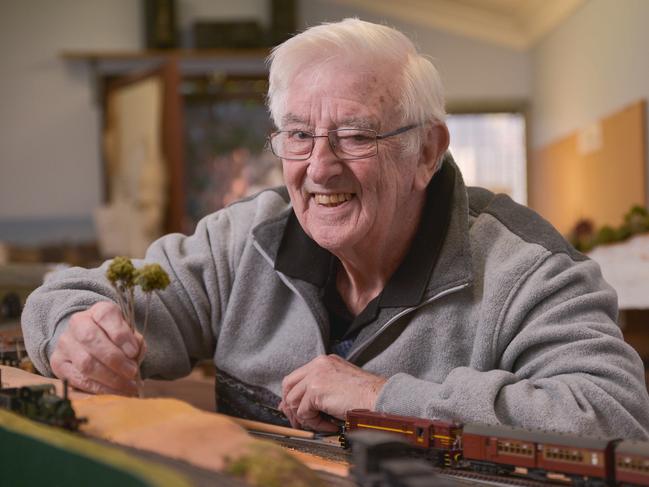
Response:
[447,113,527,205]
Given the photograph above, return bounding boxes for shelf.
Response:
[61,49,270,78]
[61,48,271,61]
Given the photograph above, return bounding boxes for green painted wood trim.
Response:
[0,409,193,487]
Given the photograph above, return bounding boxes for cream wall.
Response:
[300,0,531,104]
[531,0,649,205]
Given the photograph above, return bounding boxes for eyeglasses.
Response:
[267,124,419,161]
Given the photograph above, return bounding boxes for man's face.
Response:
[279,62,425,255]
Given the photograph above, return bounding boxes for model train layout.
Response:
[0,370,86,431]
[342,409,649,486]
[4,364,649,487]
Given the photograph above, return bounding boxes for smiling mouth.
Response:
[312,193,354,207]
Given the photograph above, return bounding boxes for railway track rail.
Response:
[252,430,576,486]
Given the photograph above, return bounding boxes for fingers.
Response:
[295,394,339,433]
[49,301,141,396]
[279,400,301,429]
[90,302,140,359]
[68,306,138,380]
[279,395,339,433]
[292,380,340,433]
[300,415,340,433]
[131,329,147,364]
[282,379,307,428]
[55,330,138,391]
[51,353,137,396]
[281,363,310,400]
[281,360,339,432]
[279,354,387,432]
[284,377,307,411]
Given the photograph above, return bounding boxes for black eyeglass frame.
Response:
[267,123,420,161]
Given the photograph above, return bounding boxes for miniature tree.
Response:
[106,257,170,396]
[134,263,171,341]
[106,256,137,330]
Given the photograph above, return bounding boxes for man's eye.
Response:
[288,131,311,140]
[351,134,373,142]
[339,133,373,142]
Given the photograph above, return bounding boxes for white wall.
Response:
[531,0,649,205]
[0,0,141,222]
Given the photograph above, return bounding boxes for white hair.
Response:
[266,18,446,131]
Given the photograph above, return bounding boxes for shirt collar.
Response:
[274,158,456,308]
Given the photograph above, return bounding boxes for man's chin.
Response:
[309,226,362,254]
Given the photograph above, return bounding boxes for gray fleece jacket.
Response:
[22,157,649,439]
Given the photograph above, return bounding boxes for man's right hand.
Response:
[49,301,144,395]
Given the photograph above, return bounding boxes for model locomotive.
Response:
[0,372,86,431]
[342,409,649,486]
[348,429,459,487]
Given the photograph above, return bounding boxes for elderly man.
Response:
[22,19,649,439]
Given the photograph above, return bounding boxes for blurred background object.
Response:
[95,71,168,258]
[0,263,59,371]
[144,0,179,49]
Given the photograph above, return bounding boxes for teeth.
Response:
[314,193,353,206]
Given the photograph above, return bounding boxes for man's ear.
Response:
[414,121,450,191]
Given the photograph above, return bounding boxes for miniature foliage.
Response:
[135,264,171,293]
[225,442,323,487]
[106,256,137,288]
[105,257,170,332]
[568,204,649,252]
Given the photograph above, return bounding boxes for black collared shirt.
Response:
[274,161,456,354]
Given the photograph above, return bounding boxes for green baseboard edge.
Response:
[0,409,193,487]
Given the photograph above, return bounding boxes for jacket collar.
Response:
[252,153,473,308]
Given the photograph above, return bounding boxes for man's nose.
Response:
[307,135,343,184]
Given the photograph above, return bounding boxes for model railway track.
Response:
[250,431,352,463]
[252,430,574,486]
[438,467,570,487]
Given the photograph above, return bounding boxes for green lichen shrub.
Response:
[567,205,649,253]
[134,264,171,293]
[225,441,324,487]
[624,205,649,235]
[594,225,618,246]
[615,223,633,242]
[106,256,137,288]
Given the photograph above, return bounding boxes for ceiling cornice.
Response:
[328,0,586,50]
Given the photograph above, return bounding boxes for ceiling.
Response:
[330,0,586,50]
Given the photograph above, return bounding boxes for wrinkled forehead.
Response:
[280,58,403,125]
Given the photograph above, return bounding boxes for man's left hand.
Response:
[279,354,387,432]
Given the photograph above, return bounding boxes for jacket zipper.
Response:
[253,240,328,353]
[254,239,470,362]
[346,282,470,362]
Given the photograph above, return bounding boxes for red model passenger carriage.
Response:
[463,423,614,485]
[615,440,649,486]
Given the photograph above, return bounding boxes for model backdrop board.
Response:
[529,100,647,235]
